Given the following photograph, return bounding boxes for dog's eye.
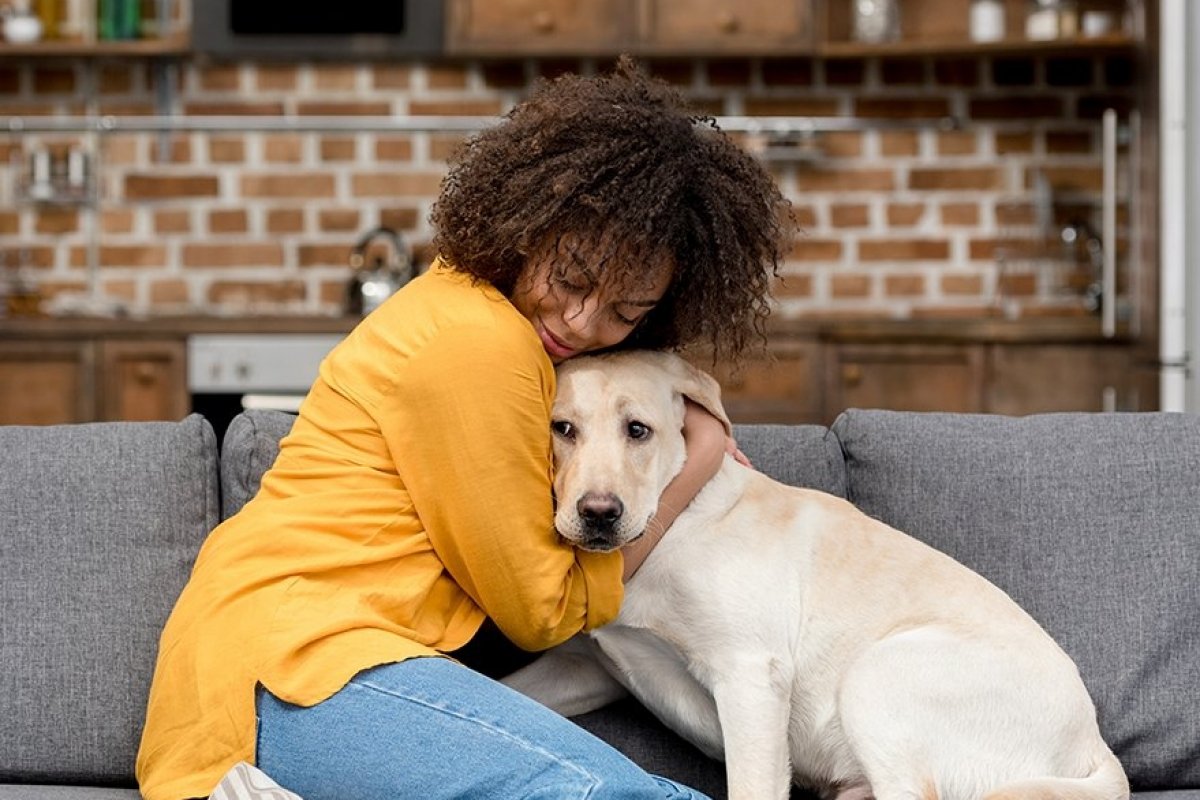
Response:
[627,421,651,440]
[551,420,575,440]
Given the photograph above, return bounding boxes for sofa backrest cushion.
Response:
[219,413,849,523]
[0,415,219,786]
[220,409,296,519]
[733,423,847,498]
[832,409,1200,789]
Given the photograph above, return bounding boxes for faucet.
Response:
[1059,219,1104,314]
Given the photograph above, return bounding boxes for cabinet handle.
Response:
[716,10,739,34]
[134,363,156,384]
[532,11,556,34]
[841,364,863,387]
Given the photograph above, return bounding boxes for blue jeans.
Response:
[255,657,712,799]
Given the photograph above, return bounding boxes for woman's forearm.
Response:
[621,400,727,581]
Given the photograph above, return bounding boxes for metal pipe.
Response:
[2,114,962,136]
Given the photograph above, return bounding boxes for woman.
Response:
[137,58,790,800]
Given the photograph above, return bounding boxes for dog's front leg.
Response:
[711,653,794,800]
[501,635,628,717]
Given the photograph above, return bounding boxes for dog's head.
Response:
[551,350,730,552]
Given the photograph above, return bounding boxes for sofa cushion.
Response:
[831,409,1200,789]
[0,415,219,786]
[0,788,141,799]
[732,423,847,498]
[220,410,296,519]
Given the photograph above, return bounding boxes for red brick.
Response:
[125,174,219,200]
[351,172,444,197]
[909,168,1004,191]
[266,209,305,234]
[795,169,894,192]
[859,240,950,261]
[241,174,336,198]
[100,245,167,268]
[789,239,843,261]
[885,273,926,296]
[183,243,284,267]
[831,273,872,298]
[831,204,870,228]
[209,209,249,234]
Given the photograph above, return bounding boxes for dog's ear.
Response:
[660,353,732,437]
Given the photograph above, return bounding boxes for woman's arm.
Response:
[620,399,728,581]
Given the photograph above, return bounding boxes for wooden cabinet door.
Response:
[446,0,634,55]
[696,340,822,424]
[987,344,1142,414]
[825,343,985,420]
[640,0,812,54]
[97,339,188,422]
[0,340,95,425]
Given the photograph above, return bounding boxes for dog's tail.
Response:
[981,746,1129,800]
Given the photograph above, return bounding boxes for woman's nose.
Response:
[563,297,602,340]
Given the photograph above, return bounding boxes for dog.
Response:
[502,350,1129,800]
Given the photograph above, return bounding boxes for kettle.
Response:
[345,226,413,316]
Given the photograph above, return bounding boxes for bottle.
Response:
[970,0,1006,42]
[1026,0,1058,39]
[34,0,61,39]
[98,0,140,40]
[852,0,901,44]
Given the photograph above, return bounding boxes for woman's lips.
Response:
[539,326,576,359]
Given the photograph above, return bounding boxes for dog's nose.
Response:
[577,493,624,530]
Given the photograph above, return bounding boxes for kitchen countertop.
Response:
[0,313,1132,344]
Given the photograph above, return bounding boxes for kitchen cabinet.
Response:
[445,0,813,56]
[986,343,1146,413]
[698,339,822,424]
[0,336,186,425]
[97,339,188,422]
[0,340,95,425]
[447,0,1133,57]
[817,0,1136,56]
[825,342,986,416]
[446,0,635,56]
[638,0,812,55]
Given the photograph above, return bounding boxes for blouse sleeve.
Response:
[377,321,624,651]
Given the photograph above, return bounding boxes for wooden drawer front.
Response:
[698,342,821,425]
[99,339,188,422]
[0,341,95,425]
[447,0,633,55]
[826,343,984,418]
[640,0,812,53]
[987,344,1139,415]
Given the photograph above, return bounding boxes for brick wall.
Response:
[0,50,1137,321]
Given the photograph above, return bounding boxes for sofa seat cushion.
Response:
[832,409,1200,790]
[0,788,141,799]
[0,416,219,786]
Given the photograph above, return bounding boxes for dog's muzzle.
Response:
[573,492,625,550]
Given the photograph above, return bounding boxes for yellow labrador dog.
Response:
[502,350,1128,800]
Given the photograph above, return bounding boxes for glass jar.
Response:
[970,0,1006,42]
[1026,0,1079,40]
[852,0,900,44]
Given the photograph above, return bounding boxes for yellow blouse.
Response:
[136,261,624,800]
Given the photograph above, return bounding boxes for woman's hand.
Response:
[620,399,727,581]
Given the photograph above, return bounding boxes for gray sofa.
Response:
[2,408,1198,800]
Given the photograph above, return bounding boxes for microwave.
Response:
[191,0,444,60]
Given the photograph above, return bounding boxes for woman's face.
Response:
[511,240,673,363]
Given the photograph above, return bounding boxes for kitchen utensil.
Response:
[345,226,413,316]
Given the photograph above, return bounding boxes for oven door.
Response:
[191,0,445,60]
[188,333,345,444]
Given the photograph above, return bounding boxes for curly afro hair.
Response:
[431,56,792,362]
